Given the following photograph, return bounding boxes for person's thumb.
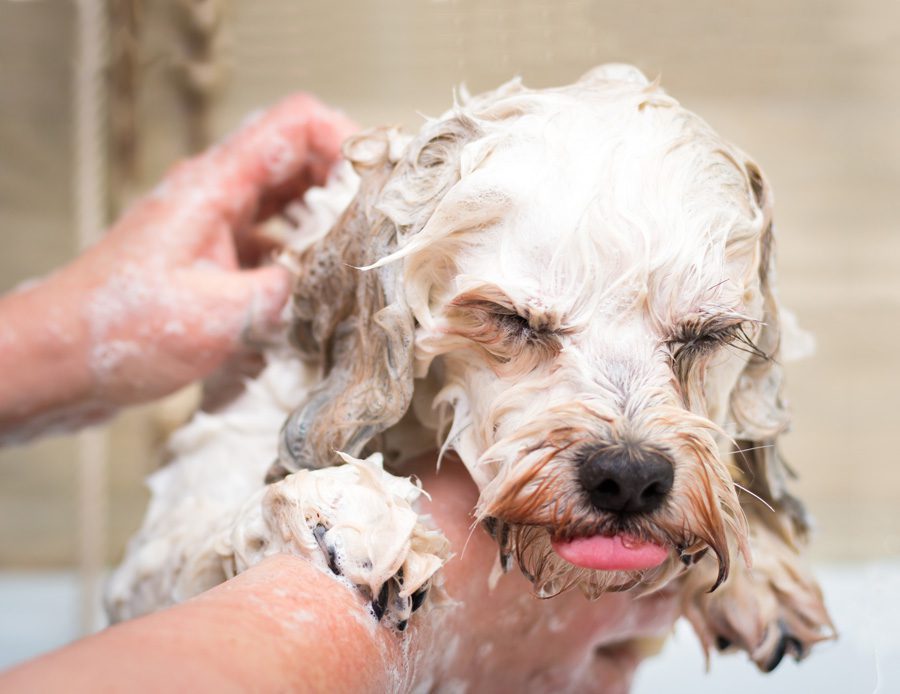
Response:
[191,264,293,350]
[233,264,293,342]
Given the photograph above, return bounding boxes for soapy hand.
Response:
[0,94,355,442]
[68,93,356,405]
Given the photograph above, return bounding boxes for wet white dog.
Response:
[108,65,834,674]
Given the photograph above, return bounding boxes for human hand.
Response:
[64,94,355,406]
[0,94,355,443]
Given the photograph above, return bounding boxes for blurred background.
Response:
[1,0,898,690]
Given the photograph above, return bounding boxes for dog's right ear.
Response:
[267,119,480,481]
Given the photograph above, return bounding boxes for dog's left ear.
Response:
[729,163,810,542]
[267,118,480,481]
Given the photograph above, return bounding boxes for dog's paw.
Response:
[681,521,835,672]
[223,452,451,630]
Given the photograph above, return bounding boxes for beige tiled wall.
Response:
[1,0,898,566]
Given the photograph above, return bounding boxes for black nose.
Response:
[578,447,674,514]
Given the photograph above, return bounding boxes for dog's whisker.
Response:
[733,443,774,455]
[705,278,731,293]
[734,482,776,514]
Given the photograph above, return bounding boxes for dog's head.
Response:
[274,65,806,598]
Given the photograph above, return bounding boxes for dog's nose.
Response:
[578,448,674,514]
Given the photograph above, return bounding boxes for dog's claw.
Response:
[763,623,806,672]
[313,524,340,575]
[372,582,390,621]
[369,576,421,630]
[314,524,421,628]
[411,584,429,612]
[784,635,804,660]
[371,600,384,621]
[314,527,433,630]
[393,591,411,620]
[763,635,788,672]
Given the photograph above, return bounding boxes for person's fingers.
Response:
[233,223,287,268]
[251,157,316,225]
[210,93,358,227]
[141,94,356,248]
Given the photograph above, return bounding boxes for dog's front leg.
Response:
[680,504,835,671]
[223,452,451,630]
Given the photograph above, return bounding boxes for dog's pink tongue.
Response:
[551,534,668,571]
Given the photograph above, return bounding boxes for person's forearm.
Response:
[0,270,104,445]
[0,94,353,448]
[0,555,400,694]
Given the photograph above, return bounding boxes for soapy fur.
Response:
[109,65,833,674]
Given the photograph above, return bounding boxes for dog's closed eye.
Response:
[446,293,562,368]
[668,316,768,367]
[482,302,545,341]
[670,324,741,359]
